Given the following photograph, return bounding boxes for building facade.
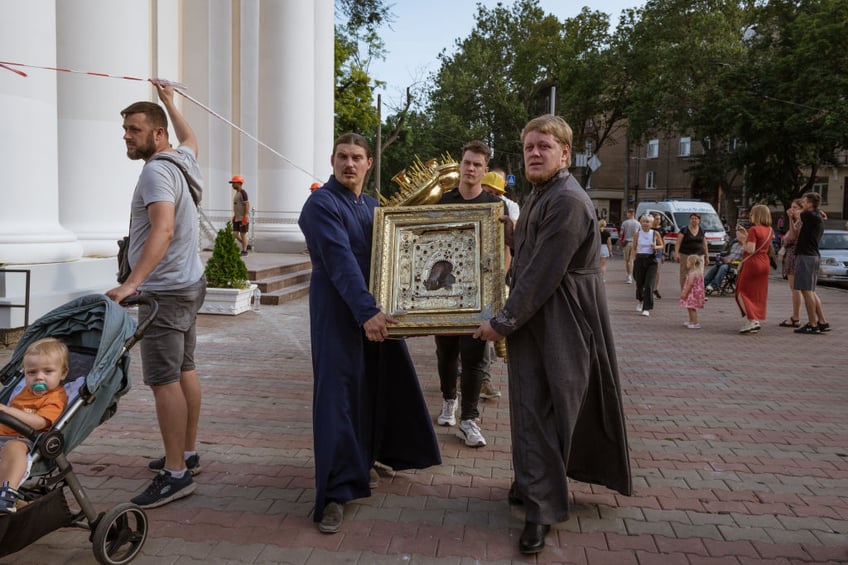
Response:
[1,0,334,331]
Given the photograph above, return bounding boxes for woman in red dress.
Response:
[734,204,774,334]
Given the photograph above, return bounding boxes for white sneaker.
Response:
[437,398,458,426]
[636,302,643,312]
[641,310,650,317]
[456,419,486,447]
[686,322,701,329]
[626,275,633,284]
[739,320,760,334]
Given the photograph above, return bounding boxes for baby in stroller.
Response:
[0,338,69,512]
[0,294,157,564]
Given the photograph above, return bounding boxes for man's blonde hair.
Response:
[521,114,573,149]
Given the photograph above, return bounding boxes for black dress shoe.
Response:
[519,521,550,554]
[507,481,524,505]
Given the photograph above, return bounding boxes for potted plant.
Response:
[199,222,257,315]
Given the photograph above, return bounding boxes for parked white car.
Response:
[818,229,848,286]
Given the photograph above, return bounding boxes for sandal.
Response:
[779,318,800,327]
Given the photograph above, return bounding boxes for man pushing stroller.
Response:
[106,80,206,508]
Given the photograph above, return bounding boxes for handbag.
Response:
[116,234,131,283]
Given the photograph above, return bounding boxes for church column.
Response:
[56,0,152,258]
[256,0,315,251]
[236,0,261,221]
[313,0,335,182]
[0,0,83,265]
[180,1,233,221]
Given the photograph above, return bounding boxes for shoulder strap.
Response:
[149,151,203,206]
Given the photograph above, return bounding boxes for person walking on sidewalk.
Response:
[298,133,440,534]
[793,192,831,334]
[229,175,250,255]
[434,141,504,448]
[474,115,631,556]
[107,80,206,508]
[633,214,664,317]
[619,209,640,284]
[651,213,667,299]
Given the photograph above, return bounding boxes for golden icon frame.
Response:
[369,203,505,337]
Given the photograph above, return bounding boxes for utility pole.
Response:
[624,135,630,213]
[375,94,382,201]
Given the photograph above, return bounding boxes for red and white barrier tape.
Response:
[0,60,319,182]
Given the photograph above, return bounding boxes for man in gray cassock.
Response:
[474,114,631,556]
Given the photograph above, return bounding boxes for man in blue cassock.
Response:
[298,133,441,534]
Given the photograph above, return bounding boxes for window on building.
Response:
[585,140,594,155]
[646,171,656,189]
[679,136,691,157]
[646,139,659,159]
[813,180,829,204]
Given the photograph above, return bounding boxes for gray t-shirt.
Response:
[620,218,640,243]
[129,146,204,290]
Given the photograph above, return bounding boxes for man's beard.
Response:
[526,169,557,185]
[126,132,156,160]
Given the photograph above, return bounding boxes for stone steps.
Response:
[247,258,311,306]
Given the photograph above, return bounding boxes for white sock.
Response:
[165,468,187,479]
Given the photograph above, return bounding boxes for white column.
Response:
[181,1,233,221]
[56,0,151,258]
[0,1,83,265]
[257,0,314,251]
[313,0,335,183]
[238,0,261,216]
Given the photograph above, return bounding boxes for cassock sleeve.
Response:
[491,187,591,336]
[299,193,380,326]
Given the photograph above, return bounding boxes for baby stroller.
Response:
[0,293,157,565]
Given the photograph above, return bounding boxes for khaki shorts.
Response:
[139,277,206,386]
[623,241,634,264]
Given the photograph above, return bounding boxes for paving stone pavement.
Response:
[1,254,846,564]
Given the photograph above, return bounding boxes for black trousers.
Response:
[435,335,487,420]
[634,254,658,311]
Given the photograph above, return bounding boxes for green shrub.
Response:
[204,222,249,289]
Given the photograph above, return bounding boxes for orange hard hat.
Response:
[229,175,245,184]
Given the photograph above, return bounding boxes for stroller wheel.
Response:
[91,503,148,565]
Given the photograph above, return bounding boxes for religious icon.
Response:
[370,203,505,337]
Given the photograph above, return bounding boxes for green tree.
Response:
[334,0,392,135]
[205,223,249,289]
[732,0,848,208]
[616,0,750,213]
[424,1,633,200]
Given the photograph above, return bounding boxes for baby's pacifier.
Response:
[31,382,48,395]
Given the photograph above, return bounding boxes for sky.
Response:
[368,0,645,110]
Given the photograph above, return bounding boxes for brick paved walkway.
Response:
[2,255,846,564]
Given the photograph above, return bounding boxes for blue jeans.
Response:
[704,263,730,288]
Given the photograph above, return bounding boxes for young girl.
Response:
[680,254,706,329]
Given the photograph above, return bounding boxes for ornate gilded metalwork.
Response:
[383,154,459,207]
[370,203,505,337]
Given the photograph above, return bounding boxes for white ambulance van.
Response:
[635,200,728,257]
